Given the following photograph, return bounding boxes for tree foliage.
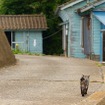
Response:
[0,0,70,55]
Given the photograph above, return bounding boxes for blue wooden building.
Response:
[0,14,47,54]
[56,0,105,62]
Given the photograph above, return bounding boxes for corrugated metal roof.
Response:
[93,11,105,25]
[0,14,48,30]
[55,0,83,14]
[79,0,105,13]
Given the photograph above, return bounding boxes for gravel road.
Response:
[0,55,103,105]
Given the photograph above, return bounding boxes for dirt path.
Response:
[0,55,102,105]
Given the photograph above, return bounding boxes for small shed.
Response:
[0,14,47,53]
[56,0,105,62]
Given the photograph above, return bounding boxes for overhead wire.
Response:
[43,28,62,40]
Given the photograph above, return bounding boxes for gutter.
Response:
[61,0,84,10]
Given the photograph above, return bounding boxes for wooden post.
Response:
[62,25,67,57]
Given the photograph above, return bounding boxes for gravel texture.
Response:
[0,55,103,105]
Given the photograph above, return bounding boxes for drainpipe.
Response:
[59,9,71,57]
[64,10,71,57]
[62,24,66,56]
[59,20,69,57]
[68,19,71,57]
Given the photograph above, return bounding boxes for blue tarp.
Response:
[93,11,105,25]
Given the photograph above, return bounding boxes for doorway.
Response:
[103,31,105,61]
[82,15,91,55]
[5,31,11,46]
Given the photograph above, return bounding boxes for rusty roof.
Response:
[0,14,48,30]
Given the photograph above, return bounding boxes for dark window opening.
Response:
[12,32,15,48]
[5,32,11,46]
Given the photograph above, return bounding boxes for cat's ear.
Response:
[88,75,90,78]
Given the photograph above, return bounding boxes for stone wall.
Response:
[0,30,16,67]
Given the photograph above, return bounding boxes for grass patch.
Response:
[12,49,45,56]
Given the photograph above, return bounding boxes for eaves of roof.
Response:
[80,0,105,13]
[55,0,84,15]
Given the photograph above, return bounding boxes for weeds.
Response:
[12,49,45,56]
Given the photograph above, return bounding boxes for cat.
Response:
[80,75,90,97]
